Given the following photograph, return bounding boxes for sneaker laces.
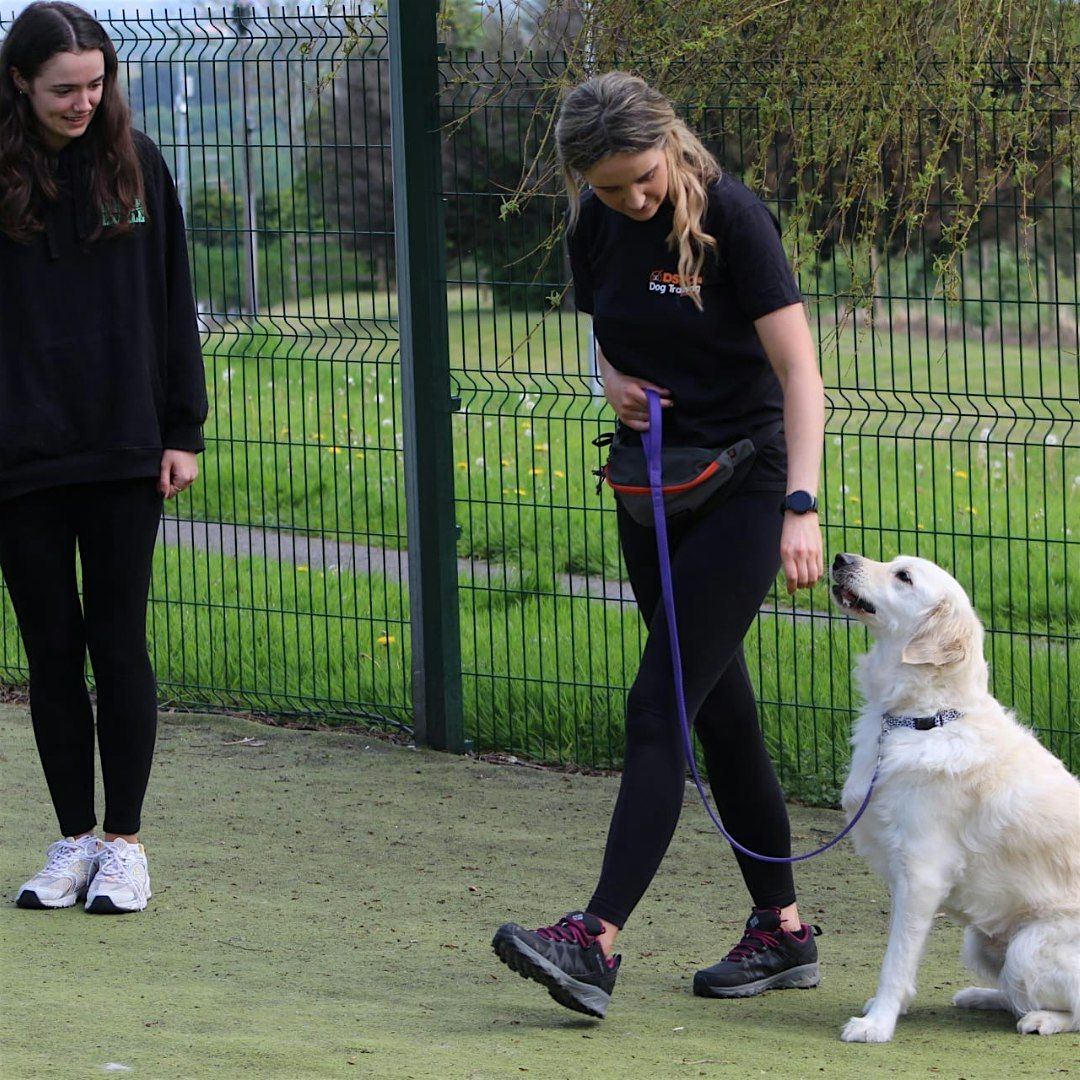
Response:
[41,840,83,874]
[535,917,596,950]
[95,843,137,885]
[725,926,781,962]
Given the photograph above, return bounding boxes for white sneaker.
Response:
[85,838,152,914]
[16,835,102,909]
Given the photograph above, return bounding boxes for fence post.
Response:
[388,0,464,752]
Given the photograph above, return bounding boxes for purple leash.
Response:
[642,388,878,863]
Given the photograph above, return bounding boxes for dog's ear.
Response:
[901,600,974,666]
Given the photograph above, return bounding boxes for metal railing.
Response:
[0,5,1074,797]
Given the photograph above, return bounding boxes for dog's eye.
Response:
[895,569,913,585]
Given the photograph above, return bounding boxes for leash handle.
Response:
[643,388,876,863]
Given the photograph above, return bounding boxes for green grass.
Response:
[0,290,1074,788]
[1,703,1074,1079]
[3,544,1075,782]
[188,291,1077,634]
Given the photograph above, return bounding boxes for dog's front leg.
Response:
[841,870,946,1043]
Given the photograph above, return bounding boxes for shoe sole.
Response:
[693,962,821,998]
[491,926,611,1019]
[15,889,80,910]
[85,894,148,914]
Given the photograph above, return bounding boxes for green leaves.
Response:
[469,0,1080,308]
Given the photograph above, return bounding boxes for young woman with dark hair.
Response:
[0,2,207,913]
[493,72,826,1017]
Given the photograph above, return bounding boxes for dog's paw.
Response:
[953,987,1008,1012]
[1017,1010,1072,1035]
[841,1015,896,1043]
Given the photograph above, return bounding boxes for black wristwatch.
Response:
[781,490,818,515]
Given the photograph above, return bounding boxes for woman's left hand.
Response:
[158,449,199,499]
[780,511,823,595]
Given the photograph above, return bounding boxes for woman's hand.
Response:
[158,449,199,500]
[598,350,671,431]
[780,510,823,594]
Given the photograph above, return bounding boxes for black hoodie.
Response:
[0,129,208,503]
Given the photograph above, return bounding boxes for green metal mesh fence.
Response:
[1,8,414,731]
[0,10,1074,796]
[438,49,1077,792]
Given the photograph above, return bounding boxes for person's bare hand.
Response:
[603,366,672,431]
[780,511,823,594]
[158,449,199,500]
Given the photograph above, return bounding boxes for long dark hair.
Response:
[0,1,143,242]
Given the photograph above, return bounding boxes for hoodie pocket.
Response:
[0,330,163,471]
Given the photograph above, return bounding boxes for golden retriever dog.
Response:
[830,552,1080,1043]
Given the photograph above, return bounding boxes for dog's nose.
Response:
[832,552,857,570]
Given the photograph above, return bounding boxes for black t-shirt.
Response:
[568,173,802,489]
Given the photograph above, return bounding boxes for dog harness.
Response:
[881,708,964,733]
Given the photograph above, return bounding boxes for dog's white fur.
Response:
[832,553,1080,1043]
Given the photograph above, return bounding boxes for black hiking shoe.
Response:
[693,907,821,998]
[492,911,620,1018]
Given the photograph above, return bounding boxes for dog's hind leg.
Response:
[1016,1010,1076,1035]
[954,927,1012,1013]
[953,988,1012,1011]
[1003,923,1080,1035]
[841,868,948,1043]
[962,926,1006,982]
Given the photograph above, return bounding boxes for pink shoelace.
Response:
[726,927,782,962]
[535,918,595,949]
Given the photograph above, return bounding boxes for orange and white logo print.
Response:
[648,268,703,296]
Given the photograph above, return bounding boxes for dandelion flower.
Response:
[377,633,396,646]
[530,467,543,476]
[954,469,968,479]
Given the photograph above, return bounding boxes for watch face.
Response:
[787,490,814,513]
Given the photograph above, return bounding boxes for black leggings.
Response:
[588,484,796,928]
[0,479,162,837]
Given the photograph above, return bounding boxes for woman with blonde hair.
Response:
[493,71,825,1017]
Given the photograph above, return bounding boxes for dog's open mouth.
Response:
[832,582,876,615]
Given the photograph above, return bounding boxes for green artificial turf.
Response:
[1,704,1073,1078]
